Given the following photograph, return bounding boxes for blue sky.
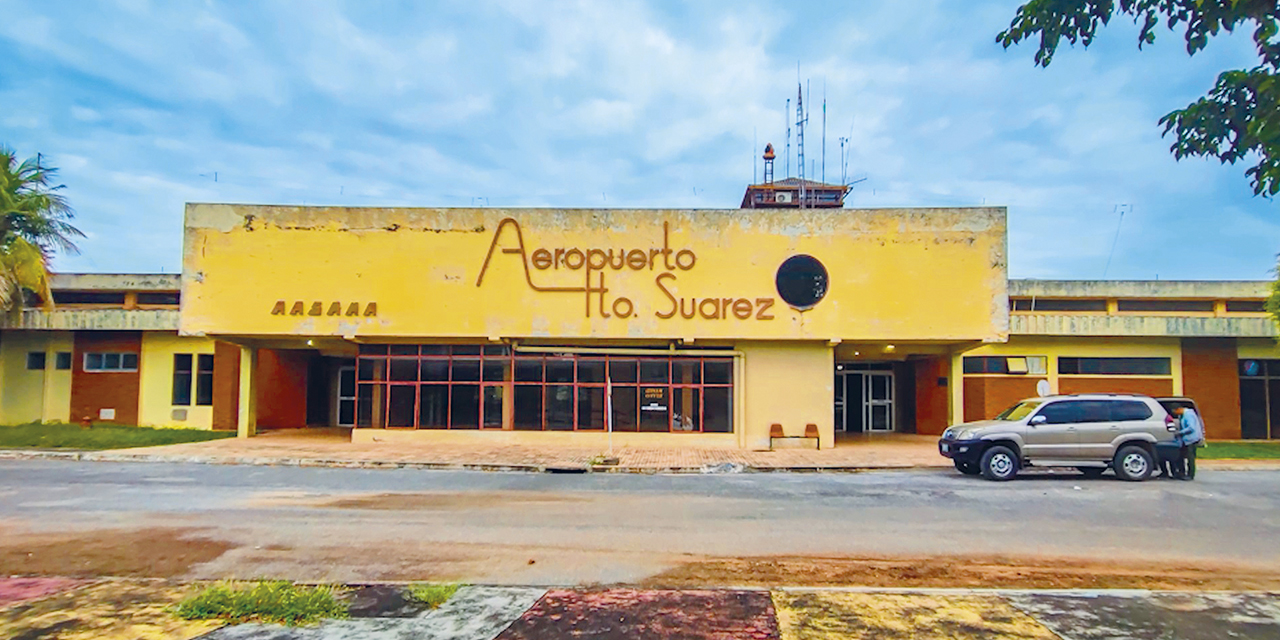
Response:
[1,0,1276,280]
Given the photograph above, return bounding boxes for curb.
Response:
[0,449,947,474]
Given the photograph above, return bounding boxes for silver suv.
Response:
[937,394,1177,481]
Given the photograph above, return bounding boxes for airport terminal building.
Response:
[1,204,1277,447]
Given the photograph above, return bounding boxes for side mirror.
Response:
[1029,415,1047,426]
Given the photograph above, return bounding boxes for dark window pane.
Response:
[611,387,638,431]
[704,360,732,384]
[450,385,480,429]
[1025,299,1107,312]
[546,359,574,383]
[704,387,732,433]
[482,360,510,382]
[122,353,138,370]
[1059,357,1170,376]
[339,366,356,395]
[338,401,355,426]
[1077,401,1111,423]
[639,387,669,432]
[389,359,418,381]
[483,344,509,355]
[52,291,126,305]
[195,354,214,406]
[86,353,104,370]
[421,360,449,381]
[451,345,482,355]
[1037,401,1083,425]
[673,359,701,384]
[640,360,669,383]
[389,344,419,356]
[420,345,450,355]
[514,385,543,430]
[359,344,389,355]
[577,387,605,430]
[387,386,416,427]
[545,385,574,430]
[137,292,180,305]
[1227,300,1266,313]
[609,360,638,383]
[672,388,700,431]
[26,352,46,370]
[1011,299,1033,311]
[172,373,193,406]
[55,352,71,370]
[1117,299,1214,313]
[358,358,385,381]
[1111,401,1152,422]
[358,384,383,427]
[419,385,449,428]
[483,386,504,428]
[1270,380,1280,440]
[451,358,481,382]
[577,359,606,383]
[515,358,543,382]
[1241,379,1268,439]
[104,353,121,370]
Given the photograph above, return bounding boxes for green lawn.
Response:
[1198,441,1280,460]
[0,422,234,450]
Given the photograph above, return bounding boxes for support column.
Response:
[948,348,965,426]
[237,346,258,438]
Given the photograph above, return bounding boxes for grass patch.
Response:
[1198,442,1280,460]
[172,581,348,626]
[0,422,233,450]
[406,583,461,609]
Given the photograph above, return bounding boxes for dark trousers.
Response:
[1182,445,1197,480]
[1157,443,1183,478]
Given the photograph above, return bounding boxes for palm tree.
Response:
[0,146,84,316]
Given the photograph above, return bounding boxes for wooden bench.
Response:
[769,423,820,450]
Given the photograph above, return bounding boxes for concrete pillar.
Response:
[948,348,965,426]
[237,346,258,438]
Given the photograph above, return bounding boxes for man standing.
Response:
[1173,406,1205,480]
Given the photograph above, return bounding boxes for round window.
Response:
[775,255,829,309]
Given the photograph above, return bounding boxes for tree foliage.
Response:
[0,147,84,316]
[998,1,1280,196]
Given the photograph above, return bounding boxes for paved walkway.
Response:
[1,429,1274,473]
[5,578,1280,639]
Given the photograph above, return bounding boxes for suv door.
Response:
[1075,400,1127,458]
[1025,400,1083,458]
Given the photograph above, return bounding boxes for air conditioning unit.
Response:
[775,192,793,203]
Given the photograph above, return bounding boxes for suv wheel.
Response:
[955,461,980,476]
[980,446,1019,481]
[1114,445,1153,482]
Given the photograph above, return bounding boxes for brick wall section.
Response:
[210,341,241,431]
[1181,337,1241,440]
[963,376,1042,422]
[914,357,950,435]
[256,349,309,429]
[71,331,141,425]
[1057,377,1173,397]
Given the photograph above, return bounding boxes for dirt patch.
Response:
[289,491,589,511]
[0,528,235,578]
[641,555,1280,591]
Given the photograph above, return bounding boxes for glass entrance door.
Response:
[835,368,894,433]
[864,372,894,432]
[336,366,356,427]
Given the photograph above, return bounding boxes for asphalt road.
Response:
[2,460,1279,584]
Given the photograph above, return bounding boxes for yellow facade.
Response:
[740,341,835,449]
[181,205,1009,343]
[137,332,218,429]
[966,336,1183,395]
[0,331,72,424]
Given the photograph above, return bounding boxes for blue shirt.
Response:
[1177,408,1205,446]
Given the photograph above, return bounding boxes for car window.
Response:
[1158,399,1193,415]
[1111,400,1153,422]
[996,400,1042,421]
[1077,400,1113,423]
[1035,401,1084,425]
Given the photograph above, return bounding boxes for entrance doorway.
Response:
[834,366,895,432]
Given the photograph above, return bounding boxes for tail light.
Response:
[1165,414,1176,431]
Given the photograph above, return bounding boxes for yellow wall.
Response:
[138,332,218,429]
[0,331,73,424]
[740,341,834,449]
[966,336,1183,396]
[1238,339,1280,360]
[182,205,1008,344]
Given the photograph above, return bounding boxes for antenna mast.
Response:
[822,83,827,184]
[784,98,791,180]
[796,83,806,209]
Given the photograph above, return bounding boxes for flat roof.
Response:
[1009,279,1269,299]
[50,273,181,291]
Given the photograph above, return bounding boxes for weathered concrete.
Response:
[1010,313,1276,338]
[495,589,778,640]
[1010,280,1270,299]
[1008,592,1280,640]
[9,308,180,331]
[48,273,181,291]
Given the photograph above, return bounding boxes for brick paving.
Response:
[115,429,949,471]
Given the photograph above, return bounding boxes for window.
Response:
[963,356,1047,375]
[356,345,733,433]
[1011,298,1107,312]
[1058,357,1171,376]
[173,353,215,406]
[1227,300,1266,313]
[1111,401,1153,422]
[1036,401,1084,424]
[26,352,46,370]
[52,291,126,305]
[137,292,180,305]
[172,354,193,405]
[85,352,138,372]
[55,352,71,370]
[1116,299,1214,313]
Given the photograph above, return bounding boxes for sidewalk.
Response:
[4,577,1279,640]
[0,428,1274,473]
